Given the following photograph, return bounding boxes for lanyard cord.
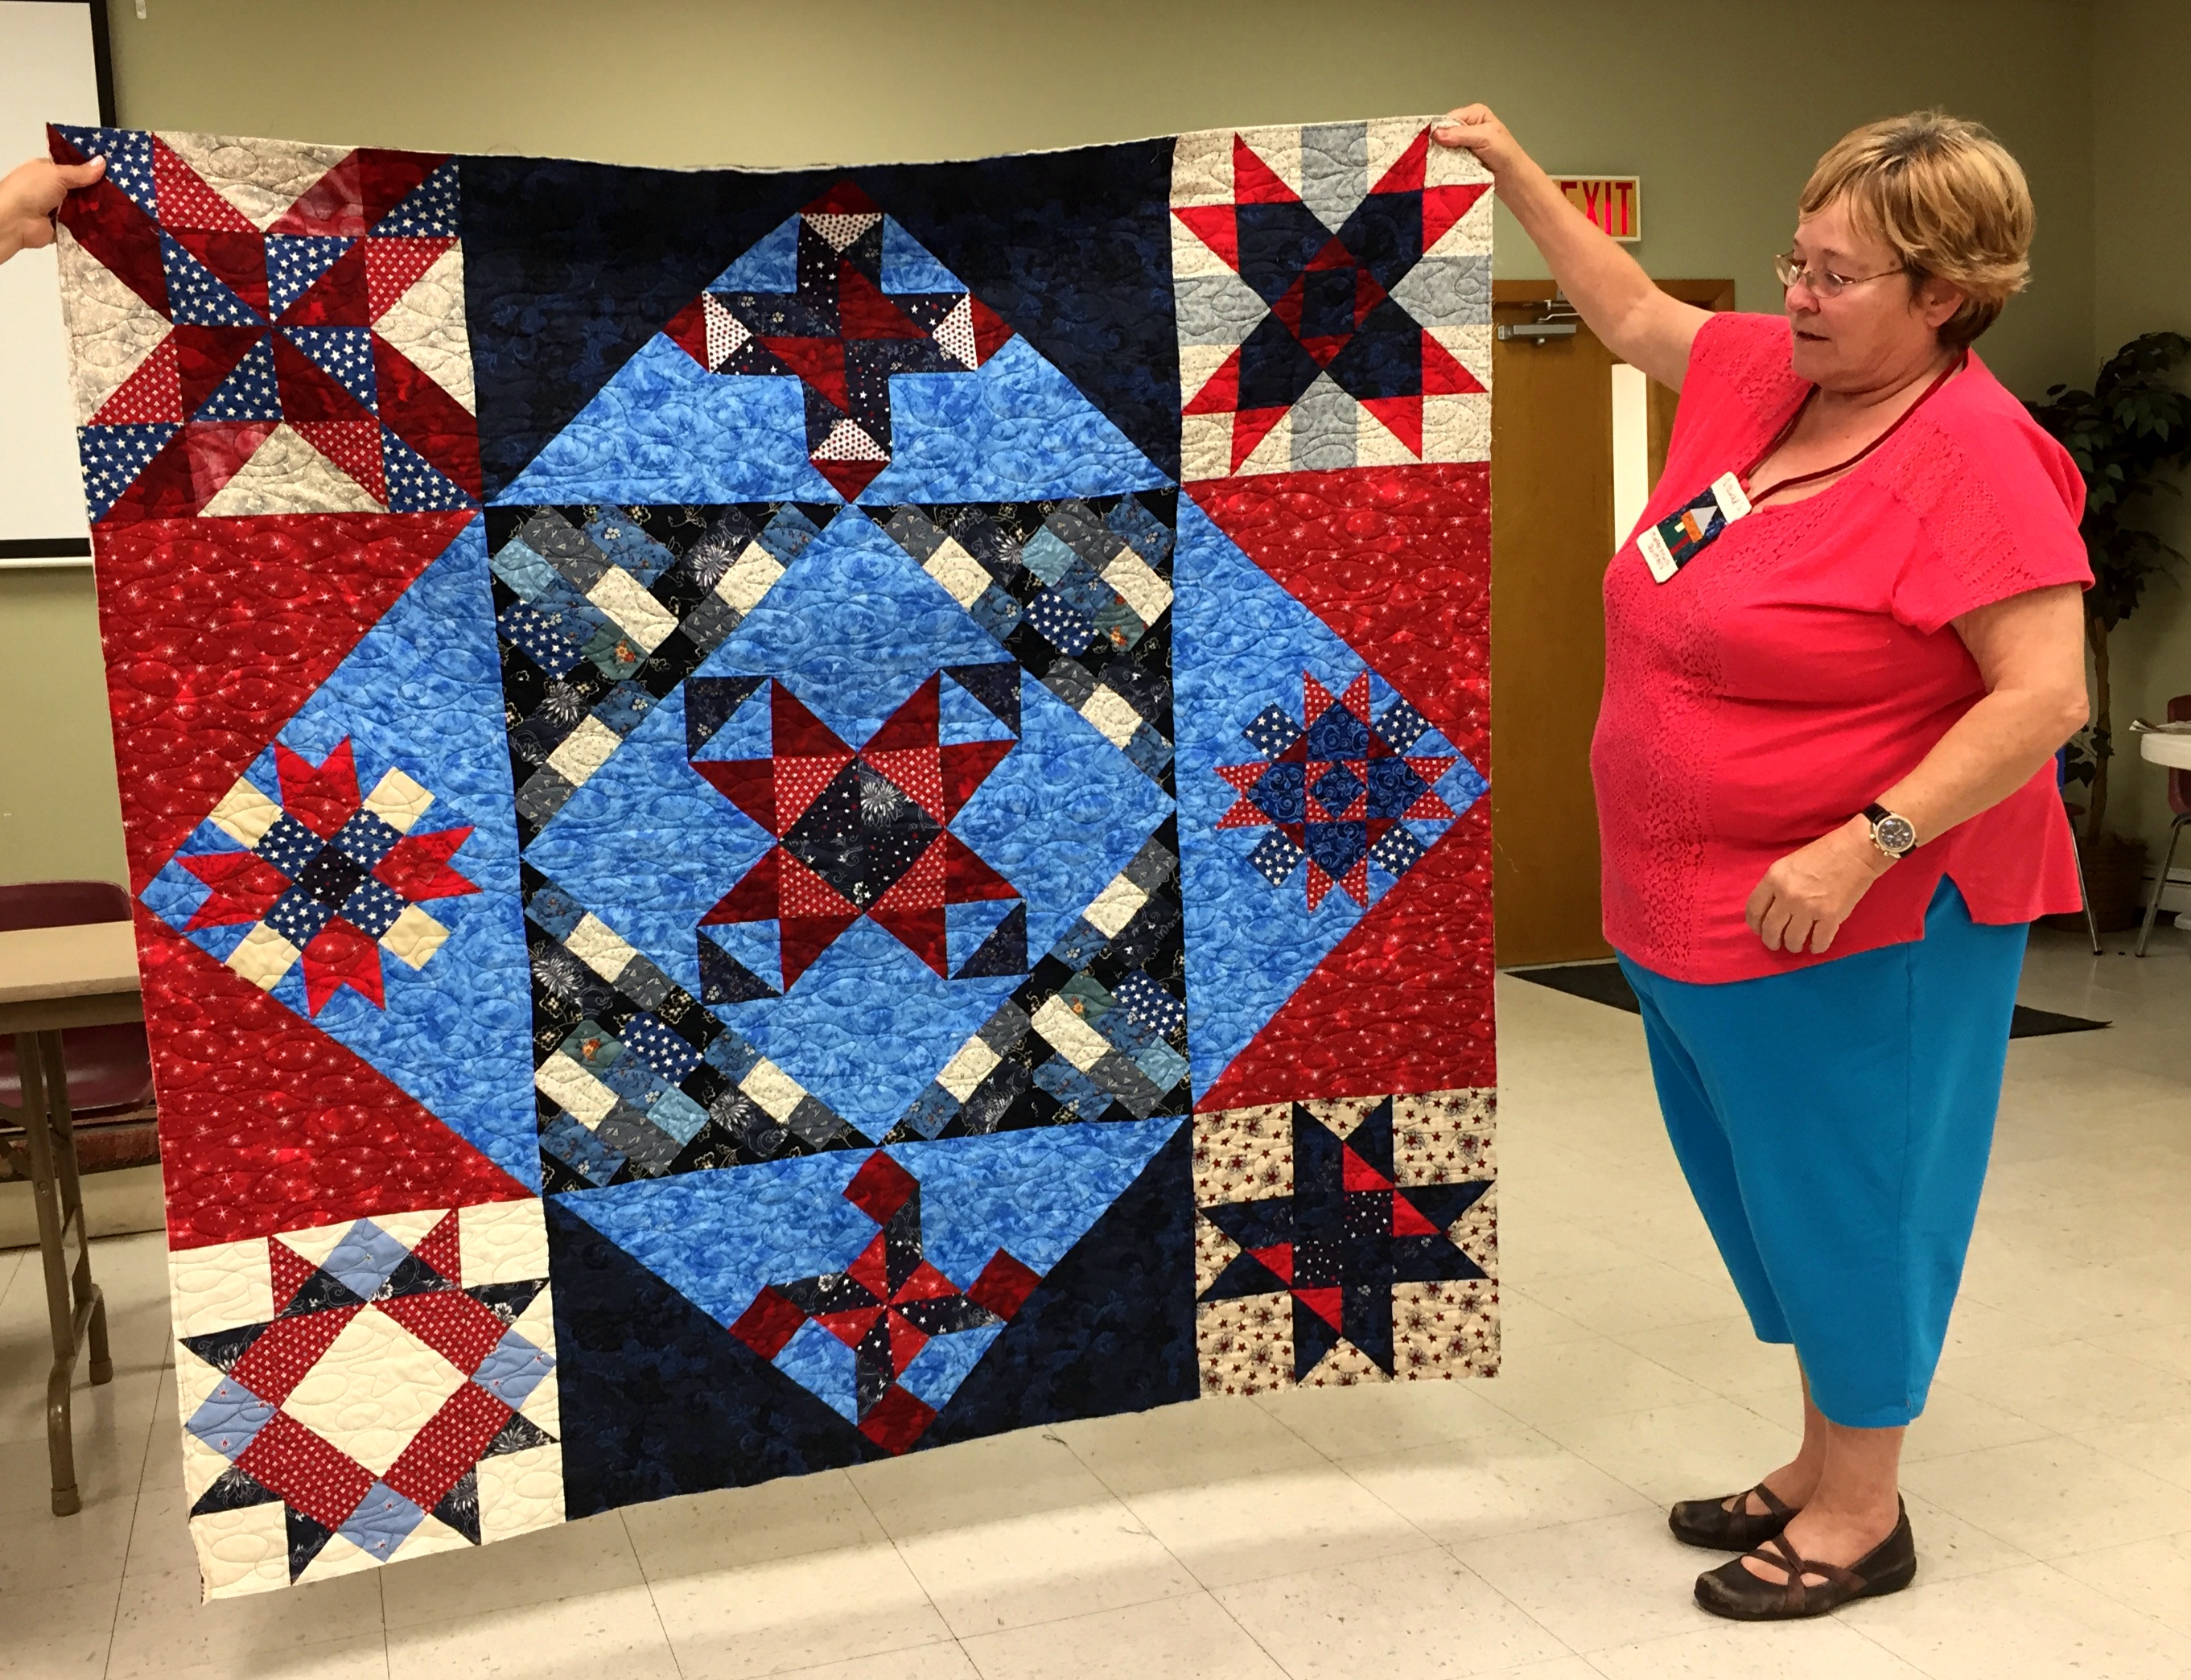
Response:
[1740,351,1967,508]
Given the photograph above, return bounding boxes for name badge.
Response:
[1637,471,1753,583]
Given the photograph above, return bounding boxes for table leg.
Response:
[39,1031,111,1387]
[15,1029,109,1518]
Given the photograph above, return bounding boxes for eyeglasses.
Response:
[1773,252,1907,299]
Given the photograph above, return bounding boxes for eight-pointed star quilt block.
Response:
[50,117,1495,1602]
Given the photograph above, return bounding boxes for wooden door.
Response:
[1489,279,1733,967]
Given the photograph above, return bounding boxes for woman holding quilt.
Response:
[1431,107,2090,1619]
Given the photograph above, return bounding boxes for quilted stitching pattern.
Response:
[51,116,1498,1600]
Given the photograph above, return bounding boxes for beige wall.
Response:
[1,0,2108,885]
[2092,0,2191,877]
[0,563,125,883]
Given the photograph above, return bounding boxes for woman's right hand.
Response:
[1430,105,1528,178]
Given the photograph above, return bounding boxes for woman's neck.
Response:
[1813,346,1958,422]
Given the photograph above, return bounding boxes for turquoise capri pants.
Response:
[1616,877,2028,1429]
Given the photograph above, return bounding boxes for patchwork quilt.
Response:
[47,117,1497,1597]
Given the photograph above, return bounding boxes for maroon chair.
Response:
[2135,695,2191,957]
[0,881,155,1125]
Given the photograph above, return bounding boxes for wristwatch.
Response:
[1862,803,1917,861]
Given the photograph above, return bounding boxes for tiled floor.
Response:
[4,924,2188,1679]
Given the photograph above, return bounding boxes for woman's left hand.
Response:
[1745,818,1897,955]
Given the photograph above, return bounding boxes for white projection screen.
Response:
[1,0,109,566]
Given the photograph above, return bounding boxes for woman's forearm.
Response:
[1875,684,2089,847]
[1433,109,1704,388]
[1494,154,1663,356]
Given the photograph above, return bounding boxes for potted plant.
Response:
[2027,331,2191,929]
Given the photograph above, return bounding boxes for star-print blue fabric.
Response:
[49,117,1499,1599]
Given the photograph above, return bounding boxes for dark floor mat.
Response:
[1509,961,2107,1038]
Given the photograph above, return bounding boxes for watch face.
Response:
[1875,814,1917,854]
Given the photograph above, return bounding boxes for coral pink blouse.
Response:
[1592,311,2093,983]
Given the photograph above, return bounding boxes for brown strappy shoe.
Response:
[1667,1480,1797,1551]
[1693,1500,1916,1620]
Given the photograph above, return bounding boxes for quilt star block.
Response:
[1172,121,1493,480]
[54,118,1495,1600]
[170,1201,559,1595]
[50,126,479,519]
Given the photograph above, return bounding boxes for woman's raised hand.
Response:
[0,153,105,266]
[1430,105,1524,177]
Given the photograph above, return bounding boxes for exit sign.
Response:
[1556,176,1641,242]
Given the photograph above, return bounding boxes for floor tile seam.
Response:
[1043,1419,1328,1539]
[929,1573,1207,1644]
[1504,1290,1747,1341]
[1806,1608,1942,1677]
[105,1327,179,1654]
[2065,1423,2191,1496]
[2061,1332,2191,1387]
[1470,1342,1727,1431]
[1125,1485,1450,1596]
[2016,1517,2191,1570]
[837,1457,962,1639]
[1507,1262,1744,1314]
[1421,1537,1599,1668]
[1200,1575,1315,1680]
[629,1513,692,1680]
[1995,1555,2191,1650]
[1308,1414,1550,1468]
[1328,1414,1583,1516]
[1537,1426,1792,1517]
[777,1636,977,1680]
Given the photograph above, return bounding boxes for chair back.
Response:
[2172,695,2191,818]
[0,879,131,933]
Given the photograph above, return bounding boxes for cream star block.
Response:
[459,1199,550,1287]
[1029,995,1113,1074]
[1079,684,1145,750]
[200,423,388,517]
[168,1236,273,1337]
[1101,550,1172,625]
[386,1511,474,1564]
[204,780,282,850]
[193,1501,292,1598]
[476,1442,565,1545]
[381,903,451,970]
[226,923,303,990]
[565,913,640,981]
[1171,126,1237,208]
[278,1303,469,1478]
[714,540,787,615]
[740,1058,807,1122]
[934,1035,1002,1102]
[587,566,680,655]
[1080,872,1148,940]
[274,1217,358,1272]
[545,714,624,788]
[363,767,434,832]
[920,537,990,609]
[536,1052,618,1127]
[294,1530,381,1583]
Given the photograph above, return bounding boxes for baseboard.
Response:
[0,1163,165,1250]
[2144,868,2191,915]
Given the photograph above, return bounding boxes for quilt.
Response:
[46,117,1497,1598]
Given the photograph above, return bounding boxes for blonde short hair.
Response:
[1799,111,2033,349]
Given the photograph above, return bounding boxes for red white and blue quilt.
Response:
[47,118,1497,1597]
